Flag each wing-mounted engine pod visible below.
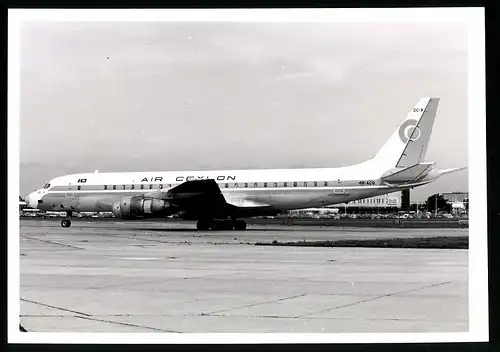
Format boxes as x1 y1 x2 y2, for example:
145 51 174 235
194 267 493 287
112 202 123 218
112 196 173 218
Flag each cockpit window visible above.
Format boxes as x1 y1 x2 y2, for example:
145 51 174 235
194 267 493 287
43 183 51 189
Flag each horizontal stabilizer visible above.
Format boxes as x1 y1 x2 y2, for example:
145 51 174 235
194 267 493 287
382 162 435 183
437 166 468 176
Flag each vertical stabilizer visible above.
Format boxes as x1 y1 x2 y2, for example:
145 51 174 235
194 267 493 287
369 97 440 170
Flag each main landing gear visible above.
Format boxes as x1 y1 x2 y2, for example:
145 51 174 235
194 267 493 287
196 219 247 231
61 211 72 228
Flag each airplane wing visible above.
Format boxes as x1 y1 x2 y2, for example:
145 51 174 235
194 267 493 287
162 179 232 219
162 179 272 218
223 194 270 208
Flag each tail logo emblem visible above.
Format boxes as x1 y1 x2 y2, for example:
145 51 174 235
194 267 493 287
399 119 421 143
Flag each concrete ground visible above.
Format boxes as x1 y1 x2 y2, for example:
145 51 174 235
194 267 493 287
19 220 469 333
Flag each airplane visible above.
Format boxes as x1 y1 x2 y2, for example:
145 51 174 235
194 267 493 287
24 97 466 231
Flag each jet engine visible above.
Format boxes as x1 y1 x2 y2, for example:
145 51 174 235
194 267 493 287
112 196 174 219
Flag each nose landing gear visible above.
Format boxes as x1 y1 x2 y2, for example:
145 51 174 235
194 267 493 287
60 211 72 228
61 219 71 228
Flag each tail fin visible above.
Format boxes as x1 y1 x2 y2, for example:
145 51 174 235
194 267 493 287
369 97 440 169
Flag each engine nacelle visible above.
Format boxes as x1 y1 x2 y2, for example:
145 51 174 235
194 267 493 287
112 196 173 218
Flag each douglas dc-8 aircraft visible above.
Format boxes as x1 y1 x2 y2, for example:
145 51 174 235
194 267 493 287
25 97 466 230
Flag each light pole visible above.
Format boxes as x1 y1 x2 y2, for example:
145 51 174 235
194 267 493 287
435 194 438 216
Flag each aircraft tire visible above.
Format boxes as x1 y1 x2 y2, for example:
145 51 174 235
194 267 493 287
61 219 71 228
196 220 211 231
210 221 220 231
210 220 234 231
233 220 247 230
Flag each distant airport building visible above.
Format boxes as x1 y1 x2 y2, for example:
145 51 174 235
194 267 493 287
442 192 469 214
328 192 402 214
287 192 401 217
442 192 469 203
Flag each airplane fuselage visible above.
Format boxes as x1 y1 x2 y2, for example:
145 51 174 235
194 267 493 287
28 162 432 215
24 97 465 229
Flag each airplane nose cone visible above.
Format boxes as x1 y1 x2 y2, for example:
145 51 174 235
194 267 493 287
26 192 37 209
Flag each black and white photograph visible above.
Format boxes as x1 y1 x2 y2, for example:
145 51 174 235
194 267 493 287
8 8 487 344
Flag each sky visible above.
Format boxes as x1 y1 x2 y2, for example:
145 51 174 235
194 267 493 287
19 20 469 201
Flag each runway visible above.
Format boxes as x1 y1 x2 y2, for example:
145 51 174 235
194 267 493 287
19 219 469 333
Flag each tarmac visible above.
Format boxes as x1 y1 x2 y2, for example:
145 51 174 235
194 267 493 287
19 219 469 333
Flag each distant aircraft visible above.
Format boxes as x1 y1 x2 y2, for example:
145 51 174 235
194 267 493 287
25 97 466 230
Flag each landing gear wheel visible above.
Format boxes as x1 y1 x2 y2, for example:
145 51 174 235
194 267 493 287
222 220 234 230
210 220 220 231
61 219 71 228
209 220 233 231
196 220 211 231
233 220 247 230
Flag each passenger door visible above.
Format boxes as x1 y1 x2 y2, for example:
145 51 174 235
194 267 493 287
63 183 80 210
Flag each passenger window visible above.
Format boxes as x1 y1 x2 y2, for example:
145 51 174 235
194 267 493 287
122 185 126 190
293 182 297 187
254 183 258 188
159 184 163 189
131 184 135 190
104 185 107 190
77 186 81 190
235 183 239 188
274 182 278 187
264 182 267 187
244 183 248 188
113 185 116 190
149 184 153 189
303 182 307 187
324 181 328 186
225 183 228 188
141 185 144 189
284 182 287 187
314 181 318 187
